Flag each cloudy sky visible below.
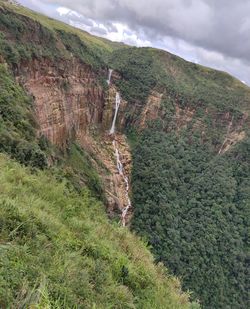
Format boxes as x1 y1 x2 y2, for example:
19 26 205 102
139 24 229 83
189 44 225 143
18 0 249 85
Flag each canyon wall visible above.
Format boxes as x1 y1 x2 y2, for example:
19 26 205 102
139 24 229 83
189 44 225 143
16 58 107 147
14 57 134 223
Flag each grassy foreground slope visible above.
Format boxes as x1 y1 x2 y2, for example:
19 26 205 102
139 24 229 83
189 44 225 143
0 2 249 308
0 154 198 309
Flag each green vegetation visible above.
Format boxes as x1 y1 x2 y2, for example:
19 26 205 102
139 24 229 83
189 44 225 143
0 5 198 308
0 8 60 64
108 45 250 183
0 0 122 53
110 46 249 308
56 30 105 69
0 0 125 67
114 46 250 309
109 47 250 122
155 48 250 112
0 6 107 69
0 154 197 308
109 48 163 103
0 2 249 309
64 143 104 200
0 64 47 168
131 127 249 308
0 63 104 199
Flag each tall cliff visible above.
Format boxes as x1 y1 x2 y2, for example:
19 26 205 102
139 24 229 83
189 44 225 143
0 1 249 308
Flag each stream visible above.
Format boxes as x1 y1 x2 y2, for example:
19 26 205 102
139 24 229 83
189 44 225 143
107 69 131 226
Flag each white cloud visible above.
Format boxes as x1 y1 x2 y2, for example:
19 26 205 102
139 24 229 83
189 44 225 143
18 0 250 85
55 6 152 47
57 7 70 16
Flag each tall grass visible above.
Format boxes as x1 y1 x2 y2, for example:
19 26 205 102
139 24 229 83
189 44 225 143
0 154 197 308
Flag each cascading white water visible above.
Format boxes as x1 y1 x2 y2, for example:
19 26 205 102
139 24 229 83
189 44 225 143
113 140 131 227
109 92 121 135
107 69 113 86
107 68 131 226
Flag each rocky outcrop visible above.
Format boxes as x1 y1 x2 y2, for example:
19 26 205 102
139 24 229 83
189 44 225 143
140 91 163 128
218 112 249 154
16 59 132 222
77 131 132 223
220 131 246 154
16 57 107 147
174 104 195 130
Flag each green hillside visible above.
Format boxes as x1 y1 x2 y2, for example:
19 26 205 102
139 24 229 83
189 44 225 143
109 48 250 308
0 153 199 309
0 1 249 308
0 0 123 53
131 128 249 308
109 47 250 116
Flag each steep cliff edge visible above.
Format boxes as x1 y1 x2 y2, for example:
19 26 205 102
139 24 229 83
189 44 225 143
0 2 249 308
0 2 135 222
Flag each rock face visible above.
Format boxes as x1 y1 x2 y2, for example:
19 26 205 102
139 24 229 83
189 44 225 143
14 56 248 224
140 91 163 128
81 132 132 222
16 59 133 222
218 112 248 154
16 58 108 147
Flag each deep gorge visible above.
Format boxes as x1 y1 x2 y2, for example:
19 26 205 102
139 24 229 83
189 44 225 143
0 1 249 308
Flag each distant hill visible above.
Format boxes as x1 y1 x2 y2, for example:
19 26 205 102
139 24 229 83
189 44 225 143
0 1 249 308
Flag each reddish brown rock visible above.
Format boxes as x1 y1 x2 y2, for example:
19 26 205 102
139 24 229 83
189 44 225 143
16 58 106 147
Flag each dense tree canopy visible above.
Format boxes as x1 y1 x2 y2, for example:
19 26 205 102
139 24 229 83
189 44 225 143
131 128 249 308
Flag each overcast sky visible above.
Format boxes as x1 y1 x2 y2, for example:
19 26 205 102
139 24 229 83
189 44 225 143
18 0 249 85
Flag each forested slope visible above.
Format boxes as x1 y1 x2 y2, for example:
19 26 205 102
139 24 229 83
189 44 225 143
109 47 250 308
131 128 249 308
0 1 249 308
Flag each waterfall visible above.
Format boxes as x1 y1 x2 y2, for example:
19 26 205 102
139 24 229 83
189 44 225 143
107 69 113 85
109 92 121 135
107 69 131 226
113 140 131 227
